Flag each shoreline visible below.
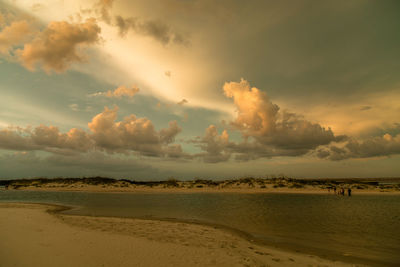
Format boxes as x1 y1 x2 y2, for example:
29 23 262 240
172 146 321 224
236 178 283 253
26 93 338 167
2 177 399 195
0 202 363 267
4 186 400 195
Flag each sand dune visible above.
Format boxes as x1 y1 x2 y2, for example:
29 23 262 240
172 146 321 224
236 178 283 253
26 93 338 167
0 203 361 267
3 177 399 194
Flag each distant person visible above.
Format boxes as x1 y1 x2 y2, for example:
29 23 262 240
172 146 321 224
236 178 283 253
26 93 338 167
333 186 336 194
348 188 352 196
340 188 345 196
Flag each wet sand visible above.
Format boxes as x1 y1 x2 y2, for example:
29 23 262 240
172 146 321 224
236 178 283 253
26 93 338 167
0 203 360 267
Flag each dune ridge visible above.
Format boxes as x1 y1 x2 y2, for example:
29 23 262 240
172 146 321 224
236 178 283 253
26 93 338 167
1 176 399 194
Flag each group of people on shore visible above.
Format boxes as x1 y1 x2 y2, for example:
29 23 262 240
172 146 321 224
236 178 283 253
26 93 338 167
329 186 351 196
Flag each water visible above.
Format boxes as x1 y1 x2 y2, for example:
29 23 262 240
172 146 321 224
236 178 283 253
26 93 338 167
1 190 399 266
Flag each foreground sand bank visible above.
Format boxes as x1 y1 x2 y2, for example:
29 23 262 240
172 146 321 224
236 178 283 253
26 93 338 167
0 203 359 267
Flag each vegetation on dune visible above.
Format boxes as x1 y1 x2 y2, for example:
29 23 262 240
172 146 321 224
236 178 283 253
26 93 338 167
0 176 399 191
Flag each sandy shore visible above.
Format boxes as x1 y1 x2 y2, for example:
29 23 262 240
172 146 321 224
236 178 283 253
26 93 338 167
0 203 361 267
5 183 400 195
3 177 399 195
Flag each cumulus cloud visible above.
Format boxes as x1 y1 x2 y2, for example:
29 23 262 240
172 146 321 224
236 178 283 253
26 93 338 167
193 125 319 163
317 133 400 160
87 107 182 156
0 107 183 158
0 127 37 151
223 79 280 138
160 121 182 144
34 126 92 152
195 79 346 162
88 106 160 155
0 125 92 153
224 79 344 149
0 20 32 55
163 144 187 159
87 106 182 156
16 18 101 73
193 125 231 163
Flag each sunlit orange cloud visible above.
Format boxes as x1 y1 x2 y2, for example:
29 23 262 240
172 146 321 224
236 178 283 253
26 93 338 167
0 20 32 55
0 106 184 157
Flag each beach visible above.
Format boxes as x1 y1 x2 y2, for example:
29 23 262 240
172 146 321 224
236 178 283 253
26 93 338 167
2 177 399 195
0 203 358 267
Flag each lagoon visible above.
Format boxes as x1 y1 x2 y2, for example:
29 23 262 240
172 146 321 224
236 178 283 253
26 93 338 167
1 190 399 266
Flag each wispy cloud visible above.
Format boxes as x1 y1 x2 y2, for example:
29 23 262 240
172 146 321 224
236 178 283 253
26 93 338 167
177 99 188 105
68 104 79 111
94 0 189 46
88 85 139 98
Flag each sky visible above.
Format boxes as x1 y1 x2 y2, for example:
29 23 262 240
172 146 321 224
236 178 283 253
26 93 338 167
0 0 399 180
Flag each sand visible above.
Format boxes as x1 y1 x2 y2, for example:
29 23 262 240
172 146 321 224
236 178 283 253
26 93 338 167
0 203 361 267
6 182 400 195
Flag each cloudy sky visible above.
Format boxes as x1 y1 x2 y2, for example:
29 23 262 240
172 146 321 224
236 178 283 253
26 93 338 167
0 0 399 180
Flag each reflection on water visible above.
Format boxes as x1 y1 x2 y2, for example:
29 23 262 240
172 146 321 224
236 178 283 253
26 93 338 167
1 190 399 266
